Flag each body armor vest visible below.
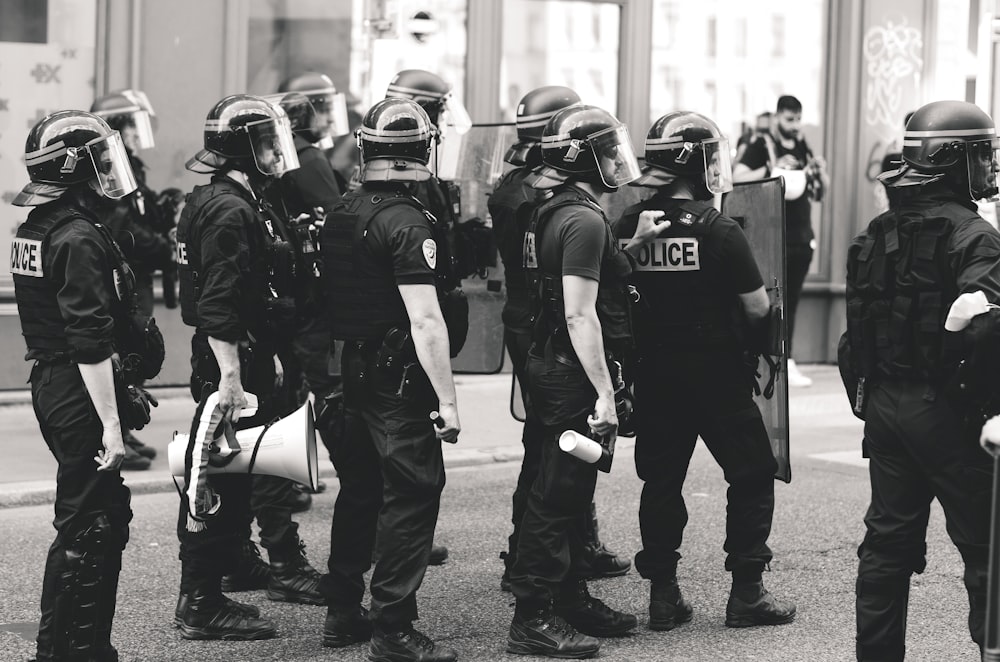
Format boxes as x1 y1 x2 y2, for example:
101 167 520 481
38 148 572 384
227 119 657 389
845 207 966 383
522 187 633 356
489 167 534 297
619 197 738 346
12 201 136 359
176 180 273 336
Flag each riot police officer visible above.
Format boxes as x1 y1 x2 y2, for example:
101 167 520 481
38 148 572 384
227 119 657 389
489 85 630 592
614 111 796 633
91 89 174 469
174 94 315 640
841 100 1000 661
12 110 156 662
319 97 460 662
506 105 642 659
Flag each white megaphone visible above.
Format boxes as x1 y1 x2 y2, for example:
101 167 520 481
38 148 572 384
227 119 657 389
168 392 319 491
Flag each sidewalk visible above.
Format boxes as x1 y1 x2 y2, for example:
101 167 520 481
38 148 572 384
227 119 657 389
0 365 844 508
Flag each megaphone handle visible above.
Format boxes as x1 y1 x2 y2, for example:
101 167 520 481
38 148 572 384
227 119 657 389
430 411 445 429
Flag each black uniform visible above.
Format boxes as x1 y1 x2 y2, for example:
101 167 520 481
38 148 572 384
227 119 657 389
319 182 449 629
614 193 776 581
510 184 633 608
843 186 1000 660
12 191 134 661
176 175 291 589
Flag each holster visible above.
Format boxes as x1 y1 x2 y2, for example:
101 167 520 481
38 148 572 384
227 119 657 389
113 359 158 431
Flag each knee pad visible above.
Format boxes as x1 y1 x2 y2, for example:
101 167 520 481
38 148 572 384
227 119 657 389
859 534 927 575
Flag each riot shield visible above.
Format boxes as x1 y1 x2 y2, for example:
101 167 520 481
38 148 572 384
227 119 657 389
438 123 519 374
721 177 791 483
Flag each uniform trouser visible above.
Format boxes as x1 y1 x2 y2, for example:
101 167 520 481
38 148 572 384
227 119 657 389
179 349 281 585
632 347 776 580
856 381 991 662
510 352 599 609
785 244 813 357
319 341 444 628
32 362 132 660
282 313 341 453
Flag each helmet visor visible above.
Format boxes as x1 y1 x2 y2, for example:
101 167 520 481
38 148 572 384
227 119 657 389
589 125 641 188
966 138 1000 200
129 110 156 150
441 94 472 135
87 131 137 199
248 115 300 176
315 92 350 138
702 138 733 194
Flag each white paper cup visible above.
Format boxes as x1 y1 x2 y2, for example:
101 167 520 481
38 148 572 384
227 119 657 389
559 430 603 464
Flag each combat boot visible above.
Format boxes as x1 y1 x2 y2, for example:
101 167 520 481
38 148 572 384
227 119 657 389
554 580 637 637
221 539 270 592
725 580 796 628
123 430 156 459
323 605 373 648
266 540 326 605
507 606 600 659
174 591 260 627
648 578 693 631
368 624 457 662
429 542 449 565
577 503 630 579
176 586 277 640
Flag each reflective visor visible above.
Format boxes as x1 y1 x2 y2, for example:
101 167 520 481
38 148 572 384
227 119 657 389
589 125 641 188
702 138 733 194
442 94 472 135
130 110 155 150
315 92 350 138
247 115 300 176
87 131 137 199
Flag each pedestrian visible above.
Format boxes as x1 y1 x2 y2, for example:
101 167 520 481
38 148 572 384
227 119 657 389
173 94 315 639
615 111 797 633
505 104 646 659
840 99 1000 661
319 97 461 662
91 89 175 470
12 110 163 661
734 94 828 387
489 85 630 593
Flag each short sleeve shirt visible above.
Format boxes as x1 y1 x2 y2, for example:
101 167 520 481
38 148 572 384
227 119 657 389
365 202 438 286
537 188 612 282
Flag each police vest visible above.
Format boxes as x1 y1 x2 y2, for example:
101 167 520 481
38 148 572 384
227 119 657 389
489 167 534 297
845 207 967 383
522 187 633 355
618 198 739 346
12 201 136 358
176 180 273 335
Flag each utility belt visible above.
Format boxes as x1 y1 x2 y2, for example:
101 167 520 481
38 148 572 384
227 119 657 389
351 326 430 400
190 335 270 402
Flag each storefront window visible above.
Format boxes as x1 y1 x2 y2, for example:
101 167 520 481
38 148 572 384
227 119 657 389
0 0 99 295
499 0 621 121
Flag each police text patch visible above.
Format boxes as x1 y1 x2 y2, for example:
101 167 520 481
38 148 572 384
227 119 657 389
619 237 700 271
10 238 43 277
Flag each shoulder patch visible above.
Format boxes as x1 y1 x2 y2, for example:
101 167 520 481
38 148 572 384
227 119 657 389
10 237 44 278
678 211 696 226
422 238 437 269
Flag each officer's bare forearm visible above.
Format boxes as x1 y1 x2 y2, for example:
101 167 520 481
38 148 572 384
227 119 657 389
410 316 458 406
207 337 241 380
78 357 121 430
565 311 615 400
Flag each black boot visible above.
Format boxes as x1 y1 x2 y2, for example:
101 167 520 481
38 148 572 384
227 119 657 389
176 585 277 640
429 543 449 566
725 580 796 628
221 539 270 592
174 591 260 627
368 624 458 662
123 430 156 460
649 578 693 631
507 605 600 659
322 604 372 648
266 540 326 605
554 580 637 637
577 502 630 580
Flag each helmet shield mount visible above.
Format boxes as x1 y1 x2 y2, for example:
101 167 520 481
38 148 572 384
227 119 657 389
247 114 300 176
88 131 138 199
589 125 641 188
702 137 733 194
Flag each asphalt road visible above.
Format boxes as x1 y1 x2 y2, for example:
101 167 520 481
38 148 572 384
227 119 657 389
0 384 984 662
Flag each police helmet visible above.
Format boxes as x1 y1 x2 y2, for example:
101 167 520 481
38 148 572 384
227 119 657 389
90 89 156 150
186 94 300 177
386 69 471 134
277 72 349 141
525 104 641 191
13 110 137 206
880 100 999 200
357 97 436 183
632 111 733 195
505 86 581 166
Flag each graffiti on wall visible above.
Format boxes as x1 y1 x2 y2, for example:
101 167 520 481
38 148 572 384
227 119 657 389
863 17 922 130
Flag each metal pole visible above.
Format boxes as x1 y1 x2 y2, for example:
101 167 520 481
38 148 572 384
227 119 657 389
984 454 1000 661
